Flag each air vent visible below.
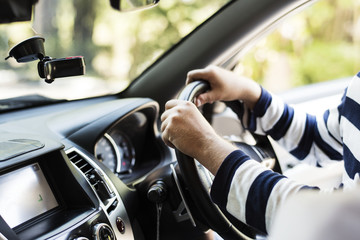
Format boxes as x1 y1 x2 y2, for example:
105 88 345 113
67 150 94 178
67 149 115 203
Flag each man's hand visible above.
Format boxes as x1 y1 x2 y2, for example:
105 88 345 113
161 100 236 175
186 65 261 109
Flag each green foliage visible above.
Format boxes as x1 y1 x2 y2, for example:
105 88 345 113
238 0 360 91
292 41 358 86
0 0 228 86
1 0 359 98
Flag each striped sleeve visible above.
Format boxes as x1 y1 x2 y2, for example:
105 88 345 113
210 73 360 234
246 87 343 165
339 72 360 185
210 150 317 233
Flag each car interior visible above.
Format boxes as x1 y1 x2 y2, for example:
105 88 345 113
0 0 357 239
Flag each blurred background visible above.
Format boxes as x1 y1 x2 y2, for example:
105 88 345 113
0 0 359 99
237 0 360 93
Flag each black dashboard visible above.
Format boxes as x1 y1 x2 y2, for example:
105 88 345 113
0 96 172 240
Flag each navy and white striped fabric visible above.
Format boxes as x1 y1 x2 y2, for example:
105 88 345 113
210 72 360 234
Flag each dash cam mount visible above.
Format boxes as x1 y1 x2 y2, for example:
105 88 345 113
5 36 86 84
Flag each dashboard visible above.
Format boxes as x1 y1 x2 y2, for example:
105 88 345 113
95 130 135 174
94 109 159 182
0 96 172 240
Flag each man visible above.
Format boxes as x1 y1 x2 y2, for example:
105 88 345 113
161 65 359 234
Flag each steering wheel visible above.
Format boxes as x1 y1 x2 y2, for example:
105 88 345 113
175 80 281 239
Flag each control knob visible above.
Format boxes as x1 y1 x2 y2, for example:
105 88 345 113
93 223 115 240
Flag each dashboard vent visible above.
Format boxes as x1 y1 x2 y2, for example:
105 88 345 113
67 150 94 178
67 149 115 203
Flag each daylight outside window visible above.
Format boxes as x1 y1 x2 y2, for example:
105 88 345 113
0 0 228 101
236 0 360 94
0 0 359 102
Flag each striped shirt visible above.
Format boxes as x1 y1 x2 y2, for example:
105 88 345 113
210 72 360 234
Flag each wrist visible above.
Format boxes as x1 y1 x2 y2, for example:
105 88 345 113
195 134 237 175
242 82 261 110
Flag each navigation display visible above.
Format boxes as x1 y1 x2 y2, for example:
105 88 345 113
0 163 59 228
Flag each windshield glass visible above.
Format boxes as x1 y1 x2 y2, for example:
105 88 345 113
0 0 229 101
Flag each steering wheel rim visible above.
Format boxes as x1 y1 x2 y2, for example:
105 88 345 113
175 81 258 240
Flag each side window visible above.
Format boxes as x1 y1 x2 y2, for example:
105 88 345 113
225 0 359 172
234 0 359 94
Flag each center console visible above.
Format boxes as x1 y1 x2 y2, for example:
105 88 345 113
0 142 133 240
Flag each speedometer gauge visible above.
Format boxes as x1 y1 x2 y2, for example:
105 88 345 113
94 133 118 173
111 131 135 173
95 131 135 174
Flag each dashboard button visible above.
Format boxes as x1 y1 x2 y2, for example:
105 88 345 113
116 217 125 234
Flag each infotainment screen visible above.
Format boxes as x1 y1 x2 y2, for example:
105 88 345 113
0 163 59 228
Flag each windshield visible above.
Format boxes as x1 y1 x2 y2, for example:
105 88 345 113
0 0 229 101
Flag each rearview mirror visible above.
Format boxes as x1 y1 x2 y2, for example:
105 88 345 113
110 0 159 11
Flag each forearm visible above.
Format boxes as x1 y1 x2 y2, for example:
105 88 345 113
247 87 343 162
210 150 314 233
193 134 237 175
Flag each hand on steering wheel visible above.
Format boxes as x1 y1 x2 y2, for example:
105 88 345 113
162 80 279 239
161 97 236 175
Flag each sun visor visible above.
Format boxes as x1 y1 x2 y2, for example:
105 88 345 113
0 0 38 23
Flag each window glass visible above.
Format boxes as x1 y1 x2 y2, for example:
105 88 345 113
0 0 229 100
234 0 360 93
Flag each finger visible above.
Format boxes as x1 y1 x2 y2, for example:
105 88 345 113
161 126 175 148
195 92 214 106
161 104 181 123
194 97 202 107
160 114 170 132
160 109 170 122
165 99 182 110
186 68 211 85
161 100 178 122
